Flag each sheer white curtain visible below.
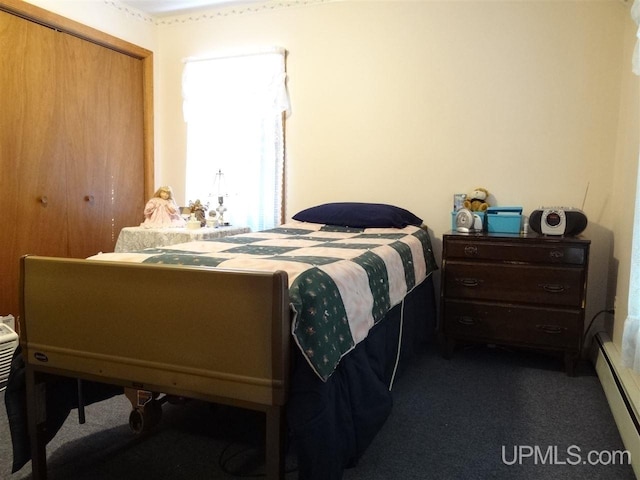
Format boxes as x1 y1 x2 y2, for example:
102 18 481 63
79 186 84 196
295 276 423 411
182 48 290 231
621 1 640 370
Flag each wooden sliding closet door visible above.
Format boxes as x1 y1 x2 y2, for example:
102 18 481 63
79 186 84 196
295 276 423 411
0 11 70 258
59 31 144 257
0 3 151 319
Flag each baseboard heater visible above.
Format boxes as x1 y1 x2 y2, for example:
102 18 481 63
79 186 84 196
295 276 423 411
592 332 640 477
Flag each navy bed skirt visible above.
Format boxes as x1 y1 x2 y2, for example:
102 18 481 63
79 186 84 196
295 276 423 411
287 275 436 479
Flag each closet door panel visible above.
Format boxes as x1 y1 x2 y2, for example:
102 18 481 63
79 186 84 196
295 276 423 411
106 50 146 241
0 11 69 316
60 31 145 257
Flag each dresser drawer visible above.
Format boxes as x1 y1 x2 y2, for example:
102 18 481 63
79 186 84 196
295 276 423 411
445 239 587 266
442 300 582 350
443 261 585 307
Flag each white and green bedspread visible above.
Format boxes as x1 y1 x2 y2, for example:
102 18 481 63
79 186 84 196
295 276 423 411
89 221 438 380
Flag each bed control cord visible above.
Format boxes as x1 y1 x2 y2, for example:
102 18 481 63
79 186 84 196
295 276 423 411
583 308 615 343
388 298 406 391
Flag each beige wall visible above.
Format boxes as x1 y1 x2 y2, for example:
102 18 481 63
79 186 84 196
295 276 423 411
154 0 628 332
27 0 637 353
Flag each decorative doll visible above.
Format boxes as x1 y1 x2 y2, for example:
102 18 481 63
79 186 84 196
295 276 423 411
140 186 186 228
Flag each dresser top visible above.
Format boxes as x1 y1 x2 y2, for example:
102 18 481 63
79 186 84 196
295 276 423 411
443 230 590 245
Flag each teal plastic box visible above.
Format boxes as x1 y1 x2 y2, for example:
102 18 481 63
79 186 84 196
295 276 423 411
486 206 522 233
451 210 486 231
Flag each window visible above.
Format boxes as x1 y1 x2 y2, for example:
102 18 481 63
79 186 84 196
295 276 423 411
621 1 640 370
623 169 640 370
182 48 290 231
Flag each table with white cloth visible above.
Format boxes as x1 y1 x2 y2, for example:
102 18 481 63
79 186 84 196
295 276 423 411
114 225 250 252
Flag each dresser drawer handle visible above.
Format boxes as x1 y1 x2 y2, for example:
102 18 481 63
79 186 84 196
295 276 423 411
540 283 566 293
536 324 567 335
549 250 564 260
464 246 478 257
456 316 479 326
456 277 481 288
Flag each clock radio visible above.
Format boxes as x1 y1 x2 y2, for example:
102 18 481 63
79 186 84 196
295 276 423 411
529 207 587 236
455 208 484 233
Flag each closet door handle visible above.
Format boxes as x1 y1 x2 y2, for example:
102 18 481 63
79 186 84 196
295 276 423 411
84 195 95 203
39 196 48 205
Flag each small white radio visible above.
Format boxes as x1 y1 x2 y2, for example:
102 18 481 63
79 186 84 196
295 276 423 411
455 208 484 233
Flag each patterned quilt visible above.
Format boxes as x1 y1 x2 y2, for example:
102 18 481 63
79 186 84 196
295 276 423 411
89 221 438 381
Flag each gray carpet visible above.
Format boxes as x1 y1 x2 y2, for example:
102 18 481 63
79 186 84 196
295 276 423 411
1 343 635 479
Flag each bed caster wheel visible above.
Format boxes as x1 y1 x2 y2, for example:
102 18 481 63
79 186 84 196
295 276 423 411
129 400 162 434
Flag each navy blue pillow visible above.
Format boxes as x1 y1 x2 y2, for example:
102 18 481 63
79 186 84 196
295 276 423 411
292 202 423 228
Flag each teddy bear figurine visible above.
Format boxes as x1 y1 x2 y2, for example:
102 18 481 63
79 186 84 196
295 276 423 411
463 187 490 212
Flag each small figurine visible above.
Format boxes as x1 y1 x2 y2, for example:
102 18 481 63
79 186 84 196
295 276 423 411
188 199 208 227
141 186 186 228
186 213 202 230
206 210 218 228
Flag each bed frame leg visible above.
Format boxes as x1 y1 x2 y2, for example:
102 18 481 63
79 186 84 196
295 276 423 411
25 368 48 480
265 405 285 480
77 379 86 424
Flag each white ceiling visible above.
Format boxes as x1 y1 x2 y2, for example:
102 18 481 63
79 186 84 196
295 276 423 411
120 0 259 17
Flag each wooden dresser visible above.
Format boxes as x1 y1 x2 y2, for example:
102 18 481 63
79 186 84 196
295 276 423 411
439 231 590 375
